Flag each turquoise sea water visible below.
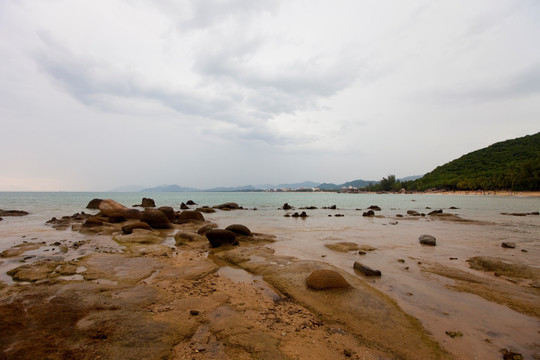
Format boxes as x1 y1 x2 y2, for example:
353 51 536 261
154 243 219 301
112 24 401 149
1 191 540 358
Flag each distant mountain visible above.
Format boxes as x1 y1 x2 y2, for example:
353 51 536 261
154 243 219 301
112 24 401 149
415 132 540 191
317 183 340 190
108 185 145 192
340 179 374 188
205 185 260 192
140 184 200 192
274 181 320 189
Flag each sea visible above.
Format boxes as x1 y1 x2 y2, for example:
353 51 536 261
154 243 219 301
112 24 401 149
1 191 539 359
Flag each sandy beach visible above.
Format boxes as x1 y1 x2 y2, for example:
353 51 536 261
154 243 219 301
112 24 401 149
0 196 539 360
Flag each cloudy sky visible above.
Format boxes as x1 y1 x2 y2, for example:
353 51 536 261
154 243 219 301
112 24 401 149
1 0 539 191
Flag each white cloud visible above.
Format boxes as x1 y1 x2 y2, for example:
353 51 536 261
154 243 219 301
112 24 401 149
0 0 539 190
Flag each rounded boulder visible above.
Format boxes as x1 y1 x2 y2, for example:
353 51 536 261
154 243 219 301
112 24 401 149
205 229 238 248
158 206 175 222
225 224 253 236
176 210 205 223
141 210 172 229
306 269 351 290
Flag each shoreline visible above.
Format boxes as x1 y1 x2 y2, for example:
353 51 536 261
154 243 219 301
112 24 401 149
0 197 539 359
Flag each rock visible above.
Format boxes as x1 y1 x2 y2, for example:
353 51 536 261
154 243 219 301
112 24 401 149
362 210 375 217
205 229 238 248
306 269 351 290
134 198 156 207
368 205 381 211
396 214 403 217
445 331 463 338
213 202 242 210
335 214 344 217
0 209 29 216
389 221 398 225
190 310 200 316
98 199 129 217
500 349 523 360
180 202 189 209
419 234 436 246
82 217 104 228
176 210 205 223
157 206 175 222
123 209 142 220
186 200 197 205
86 198 103 209
225 224 253 236
196 206 216 213
323 205 337 210
291 212 308 218
501 242 516 249
300 206 317 210
197 224 218 235
428 209 443 215
107 212 126 223
530 211 539 215
407 210 421 216
0 217 2 221
122 222 153 234
282 203 293 210
140 210 172 229
353 262 382 276
174 231 205 244
449 206 459 210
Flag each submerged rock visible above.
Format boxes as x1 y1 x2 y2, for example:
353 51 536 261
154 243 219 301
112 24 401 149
306 269 351 290
213 202 242 210
362 210 375 217
419 234 436 246
0 209 29 216
282 203 293 210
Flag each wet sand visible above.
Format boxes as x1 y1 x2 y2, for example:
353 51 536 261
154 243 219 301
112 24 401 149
0 201 539 359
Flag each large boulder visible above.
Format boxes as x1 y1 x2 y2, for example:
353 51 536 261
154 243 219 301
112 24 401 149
98 199 129 217
306 269 351 290
140 210 172 229
107 212 126 223
86 198 103 209
176 210 205 223
205 229 238 248
158 206 175 222
122 222 153 234
225 224 253 236
124 209 142 220
419 234 436 246
197 224 218 235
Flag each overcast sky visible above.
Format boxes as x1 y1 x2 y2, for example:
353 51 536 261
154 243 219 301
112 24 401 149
1 0 539 191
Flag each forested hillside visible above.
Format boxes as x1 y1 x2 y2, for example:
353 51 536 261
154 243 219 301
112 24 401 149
414 132 540 191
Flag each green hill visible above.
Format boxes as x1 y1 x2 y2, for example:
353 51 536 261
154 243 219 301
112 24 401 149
414 132 540 191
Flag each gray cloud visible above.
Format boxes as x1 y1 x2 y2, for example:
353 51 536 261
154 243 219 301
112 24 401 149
429 64 540 104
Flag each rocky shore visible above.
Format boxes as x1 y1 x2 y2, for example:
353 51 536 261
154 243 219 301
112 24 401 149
0 198 538 359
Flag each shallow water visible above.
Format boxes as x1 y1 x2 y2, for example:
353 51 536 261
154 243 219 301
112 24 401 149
1 191 539 359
